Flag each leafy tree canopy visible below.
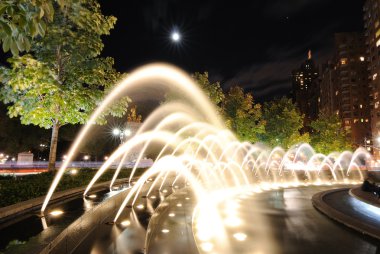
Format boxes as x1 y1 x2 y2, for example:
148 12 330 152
261 97 309 148
222 86 265 143
310 112 352 154
0 0 128 169
0 0 125 129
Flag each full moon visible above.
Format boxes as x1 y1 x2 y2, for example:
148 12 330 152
171 32 180 42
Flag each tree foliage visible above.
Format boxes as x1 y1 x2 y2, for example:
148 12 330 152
127 105 142 123
191 72 225 106
222 86 265 143
309 113 352 154
261 97 309 148
0 0 128 169
0 0 61 55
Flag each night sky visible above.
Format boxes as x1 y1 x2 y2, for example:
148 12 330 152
98 0 365 101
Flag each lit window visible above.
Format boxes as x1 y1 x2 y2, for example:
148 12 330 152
360 56 365 61
335 91 339 96
376 101 380 109
360 104 363 109
354 119 359 123
377 38 380 47
374 73 378 80
361 119 364 123
366 119 369 123
340 58 348 65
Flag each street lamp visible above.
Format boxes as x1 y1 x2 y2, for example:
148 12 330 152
113 128 132 144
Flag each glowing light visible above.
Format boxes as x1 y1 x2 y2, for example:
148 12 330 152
121 220 131 226
112 128 121 136
162 189 168 193
233 232 247 241
176 203 182 207
124 129 132 137
168 213 175 217
136 204 144 210
224 216 242 227
88 194 97 198
200 242 214 252
360 56 365 61
83 155 89 160
70 169 78 175
150 195 157 199
171 32 180 42
50 210 64 216
161 229 170 233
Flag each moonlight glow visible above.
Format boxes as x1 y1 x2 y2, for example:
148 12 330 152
171 32 180 42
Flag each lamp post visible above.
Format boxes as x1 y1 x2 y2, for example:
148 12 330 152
113 128 132 144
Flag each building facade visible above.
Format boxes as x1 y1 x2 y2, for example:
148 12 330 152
292 51 319 125
364 0 380 157
319 33 371 148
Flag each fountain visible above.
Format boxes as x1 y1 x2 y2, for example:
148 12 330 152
40 63 370 253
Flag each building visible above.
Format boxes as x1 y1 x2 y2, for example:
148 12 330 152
292 51 319 125
319 61 338 116
319 32 371 148
364 0 380 157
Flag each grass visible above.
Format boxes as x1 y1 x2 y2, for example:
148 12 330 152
0 168 145 208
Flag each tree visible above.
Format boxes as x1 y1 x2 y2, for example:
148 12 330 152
0 0 58 55
191 72 225 106
0 1 129 170
127 105 142 123
164 72 225 109
222 86 265 143
261 97 309 148
310 113 352 154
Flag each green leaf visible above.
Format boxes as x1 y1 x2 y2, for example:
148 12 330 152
2 36 11 52
10 40 19 55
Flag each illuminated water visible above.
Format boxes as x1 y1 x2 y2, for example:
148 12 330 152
40 64 370 252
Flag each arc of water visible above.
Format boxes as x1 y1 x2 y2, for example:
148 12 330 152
83 131 175 197
41 63 224 212
113 156 206 222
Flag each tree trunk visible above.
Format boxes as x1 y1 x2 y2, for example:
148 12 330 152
48 122 60 171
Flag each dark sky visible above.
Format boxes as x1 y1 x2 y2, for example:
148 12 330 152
98 0 364 101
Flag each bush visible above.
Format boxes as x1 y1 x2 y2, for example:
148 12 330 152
0 168 145 207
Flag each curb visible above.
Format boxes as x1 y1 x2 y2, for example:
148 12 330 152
312 187 380 240
349 187 380 209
